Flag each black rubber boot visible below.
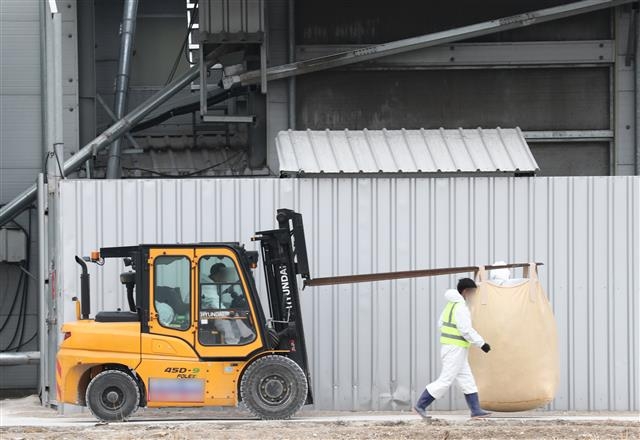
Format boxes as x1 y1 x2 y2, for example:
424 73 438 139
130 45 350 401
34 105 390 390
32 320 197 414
464 392 491 418
413 389 435 419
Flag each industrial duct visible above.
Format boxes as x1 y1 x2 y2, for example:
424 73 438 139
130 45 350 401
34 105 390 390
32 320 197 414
106 0 139 179
0 351 40 366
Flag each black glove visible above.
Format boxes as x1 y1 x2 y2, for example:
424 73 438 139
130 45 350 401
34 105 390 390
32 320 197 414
481 343 491 353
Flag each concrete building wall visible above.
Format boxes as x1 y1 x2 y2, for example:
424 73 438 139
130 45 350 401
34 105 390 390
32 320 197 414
57 176 639 411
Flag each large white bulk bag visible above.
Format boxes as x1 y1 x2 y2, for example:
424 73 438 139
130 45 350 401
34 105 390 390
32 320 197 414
468 264 559 411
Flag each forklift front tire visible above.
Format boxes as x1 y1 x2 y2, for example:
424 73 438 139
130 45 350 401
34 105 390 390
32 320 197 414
86 369 140 422
240 355 308 420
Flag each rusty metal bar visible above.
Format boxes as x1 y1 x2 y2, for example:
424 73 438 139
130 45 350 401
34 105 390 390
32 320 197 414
304 262 543 287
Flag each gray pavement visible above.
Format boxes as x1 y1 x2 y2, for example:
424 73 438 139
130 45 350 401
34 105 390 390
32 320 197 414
2 396 638 428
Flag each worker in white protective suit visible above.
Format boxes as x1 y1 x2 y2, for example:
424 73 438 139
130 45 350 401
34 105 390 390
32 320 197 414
414 278 492 419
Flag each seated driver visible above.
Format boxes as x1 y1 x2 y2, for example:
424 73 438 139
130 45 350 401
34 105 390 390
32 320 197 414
202 262 255 344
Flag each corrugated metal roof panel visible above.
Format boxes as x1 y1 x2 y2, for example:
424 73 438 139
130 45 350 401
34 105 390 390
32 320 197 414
275 128 539 175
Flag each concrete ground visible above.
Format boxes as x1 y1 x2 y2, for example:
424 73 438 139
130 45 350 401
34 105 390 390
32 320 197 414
1 396 638 439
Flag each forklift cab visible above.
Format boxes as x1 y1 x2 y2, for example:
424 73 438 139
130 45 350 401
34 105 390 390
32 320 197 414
57 210 312 422
95 244 267 358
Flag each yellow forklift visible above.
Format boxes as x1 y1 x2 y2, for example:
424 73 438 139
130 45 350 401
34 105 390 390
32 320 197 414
57 209 314 421
57 209 539 421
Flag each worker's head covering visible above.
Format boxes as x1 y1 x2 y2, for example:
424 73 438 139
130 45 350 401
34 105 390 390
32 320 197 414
457 278 477 294
209 263 227 281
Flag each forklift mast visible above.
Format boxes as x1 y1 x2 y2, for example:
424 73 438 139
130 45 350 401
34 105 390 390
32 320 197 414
252 209 312 385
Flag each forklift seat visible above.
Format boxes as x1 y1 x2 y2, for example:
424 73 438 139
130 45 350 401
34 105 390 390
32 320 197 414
155 286 189 315
95 311 139 322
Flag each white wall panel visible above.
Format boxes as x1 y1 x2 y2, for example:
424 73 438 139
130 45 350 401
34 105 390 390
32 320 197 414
57 176 639 411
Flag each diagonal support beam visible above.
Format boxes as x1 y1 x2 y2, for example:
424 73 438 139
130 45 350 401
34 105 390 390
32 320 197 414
0 45 236 227
224 0 636 87
96 93 142 150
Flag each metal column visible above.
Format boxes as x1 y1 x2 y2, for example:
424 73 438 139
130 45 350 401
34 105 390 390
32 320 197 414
43 0 64 183
47 9 63 395
635 4 640 175
614 5 638 175
106 0 139 179
287 0 295 129
37 174 48 403
39 0 64 405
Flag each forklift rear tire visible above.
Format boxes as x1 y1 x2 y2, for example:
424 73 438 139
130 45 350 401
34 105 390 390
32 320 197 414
240 355 308 420
86 369 140 422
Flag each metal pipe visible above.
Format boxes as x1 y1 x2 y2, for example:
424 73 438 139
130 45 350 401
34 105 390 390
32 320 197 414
106 0 139 179
0 352 41 366
227 0 636 87
37 173 48 403
287 0 295 129
52 5 64 179
0 46 233 227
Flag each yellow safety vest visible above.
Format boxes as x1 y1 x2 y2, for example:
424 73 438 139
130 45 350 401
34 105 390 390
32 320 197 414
440 302 470 348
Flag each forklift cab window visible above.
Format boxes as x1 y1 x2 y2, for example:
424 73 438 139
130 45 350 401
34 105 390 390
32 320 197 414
198 256 255 346
153 256 191 330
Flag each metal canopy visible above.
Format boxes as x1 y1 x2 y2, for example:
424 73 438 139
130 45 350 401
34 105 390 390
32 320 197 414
275 128 539 176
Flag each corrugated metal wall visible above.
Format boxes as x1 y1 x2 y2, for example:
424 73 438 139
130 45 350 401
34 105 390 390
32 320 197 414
0 0 42 391
57 176 639 411
0 0 42 202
